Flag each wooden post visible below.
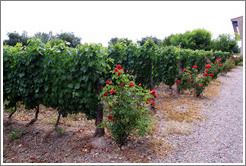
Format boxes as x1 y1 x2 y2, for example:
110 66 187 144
94 80 105 137
55 112 61 129
177 57 182 94
202 57 207 71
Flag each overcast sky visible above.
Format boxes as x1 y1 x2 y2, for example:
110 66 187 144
1 1 245 46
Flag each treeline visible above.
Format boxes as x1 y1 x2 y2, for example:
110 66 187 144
3 31 81 48
3 28 240 54
162 29 240 54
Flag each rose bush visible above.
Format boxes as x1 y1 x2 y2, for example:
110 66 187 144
99 65 155 147
176 65 212 97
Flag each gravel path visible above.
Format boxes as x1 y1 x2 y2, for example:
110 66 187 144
157 66 244 163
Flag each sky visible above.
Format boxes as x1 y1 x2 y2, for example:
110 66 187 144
1 1 245 47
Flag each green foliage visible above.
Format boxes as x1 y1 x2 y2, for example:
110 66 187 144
3 39 109 121
3 31 28 46
3 43 25 109
56 32 81 47
222 57 235 74
234 55 243 65
137 36 162 46
176 65 212 97
238 62 243 66
33 31 53 44
55 127 64 135
165 29 212 50
210 34 239 54
154 46 179 86
108 37 133 46
47 38 66 47
9 129 23 140
100 65 154 147
135 40 158 88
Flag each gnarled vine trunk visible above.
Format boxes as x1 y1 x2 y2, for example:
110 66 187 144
26 105 39 127
94 80 105 137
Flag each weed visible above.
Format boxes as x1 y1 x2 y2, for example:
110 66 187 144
8 129 23 140
55 127 63 135
50 117 57 123
238 62 243 66
5 107 15 114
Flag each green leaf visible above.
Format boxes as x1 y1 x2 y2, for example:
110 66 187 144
75 83 80 89
19 73 25 78
68 83 73 89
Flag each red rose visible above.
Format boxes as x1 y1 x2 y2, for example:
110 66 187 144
129 82 134 87
106 80 109 84
154 95 157 98
219 59 222 61
121 83 125 86
191 71 193 74
108 115 113 119
194 83 197 86
219 64 222 67
109 81 112 85
205 69 208 72
139 83 141 86
109 109 112 112
151 90 156 95
199 84 202 86
150 100 155 105
216 58 219 60
193 65 197 69
104 92 108 96
146 99 151 104
183 69 187 72
110 89 115 95
115 68 118 73
209 73 214 76
176 80 180 84
204 73 208 76
187 79 190 82
116 65 122 69
117 71 121 76
205 64 211 69
214 61 217 65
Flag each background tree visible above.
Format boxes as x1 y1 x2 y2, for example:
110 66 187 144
210 34 239 54
162 34 174 46
137 36 162 46
33 31 54 44
162 29 212 50
108 37 133 46
4 31 28 46
56 32 81 47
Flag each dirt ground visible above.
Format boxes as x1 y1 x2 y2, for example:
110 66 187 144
3 77 222 163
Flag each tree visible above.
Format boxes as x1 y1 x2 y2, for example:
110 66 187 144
4 31 28 46
210 34 239 54
33 31 54 44
108 37 133 46
163 29 212 50
56 32 81 47
137 36 162 46
163 34 174 46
